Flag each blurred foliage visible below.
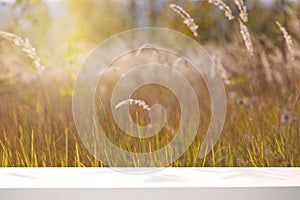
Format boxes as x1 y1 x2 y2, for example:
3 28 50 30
66 0 128 42
8 0 50 44
1 0 299 45
63 0 300 44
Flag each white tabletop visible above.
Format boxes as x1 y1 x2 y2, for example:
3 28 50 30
0 168 300 188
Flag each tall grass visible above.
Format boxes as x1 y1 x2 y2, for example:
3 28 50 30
0 2 300 167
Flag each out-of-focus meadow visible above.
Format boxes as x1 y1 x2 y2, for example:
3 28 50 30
0 0 300 167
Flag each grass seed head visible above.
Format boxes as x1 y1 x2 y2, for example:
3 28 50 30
0 30 44 72
169 4 199 37
276 21 295 61
207 0 235 20
115 99 151 111
239 19 254 56
234 0 248 23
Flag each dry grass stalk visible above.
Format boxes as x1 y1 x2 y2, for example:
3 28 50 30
211 54 231 85
239 19 254 56
234 0 248 22
0 30 44 72
207 0 234 20
276 21 295 61
115 99 151 111
169 4 199 37
260 51 273 83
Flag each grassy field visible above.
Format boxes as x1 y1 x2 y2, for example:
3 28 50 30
0 0 300 167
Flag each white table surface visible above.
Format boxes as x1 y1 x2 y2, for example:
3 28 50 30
0 168 300 188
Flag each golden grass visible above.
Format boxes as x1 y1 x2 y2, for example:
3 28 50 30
0 3 300 167
0 45 299 167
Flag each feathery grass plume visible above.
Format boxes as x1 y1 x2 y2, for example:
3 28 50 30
234 0 248 22
276 21 295 61
211 54 231 85
0 30 44 72
115 99 151 111
260 51 273 83
207 0 234 20
169 4 199 37
239 19 254 56
135 43 158 57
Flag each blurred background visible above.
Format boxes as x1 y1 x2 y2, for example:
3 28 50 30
0 0 299 81
0 0 299 78
0 0 300 167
